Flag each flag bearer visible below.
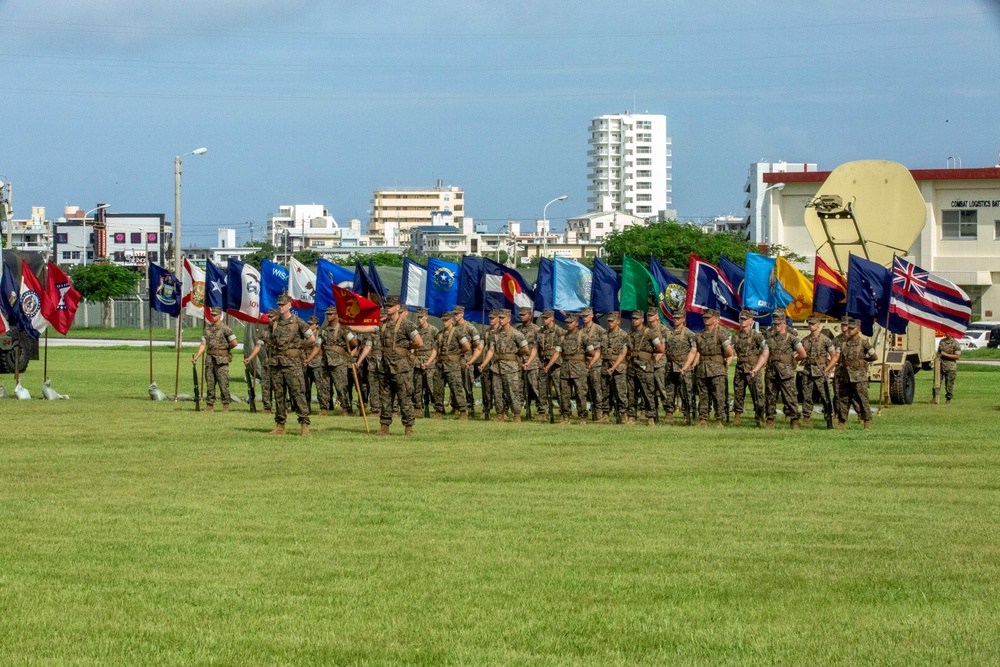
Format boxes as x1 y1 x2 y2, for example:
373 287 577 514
192 307 237 412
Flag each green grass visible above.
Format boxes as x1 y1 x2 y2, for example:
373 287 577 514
960 347 1000 359
54 325 241 342
2 348 999 665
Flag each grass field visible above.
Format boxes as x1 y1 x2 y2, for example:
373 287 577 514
2 348 999 665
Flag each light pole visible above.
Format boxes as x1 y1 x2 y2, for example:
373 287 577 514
754 183 784 245
496 224 508 263
246 220 255 245
81 204 109 266
541 195 568 259
173 147 207 274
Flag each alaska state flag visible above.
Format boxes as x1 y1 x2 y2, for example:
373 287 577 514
426 257 460 317
591 258 620 315
148 262 182 318
225 258 265 323
685 255 740 331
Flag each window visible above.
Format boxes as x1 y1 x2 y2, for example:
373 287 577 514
56 233 68 244
636 206 652 213
131 232 142 244
71 251 81 260
114 232 126 244
637 182 652 190
147 232 158 243
995 220 1000 239
637 133 652 142
595 222 604 229
942 209 977 239
637 146 651 154
62 251 71 259
637 193 652 202
636 120 652 130
114 251 125 261
87 251 93 260
637 158 651 166
637 170 652 178
149 251 158 262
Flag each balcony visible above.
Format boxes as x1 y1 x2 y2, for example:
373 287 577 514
587 148 608 157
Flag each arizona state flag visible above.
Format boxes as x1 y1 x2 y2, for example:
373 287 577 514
332 284 380 326
813 255 847 319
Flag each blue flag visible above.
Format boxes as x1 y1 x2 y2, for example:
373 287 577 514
533 258 554 313
148 262 182 317
353 262 383 307
315 258 355 317
204 260 227 319
846 254 907 336
721 253 772 326
591 258 620 315
426 257 461 317
367 259 389 303
649 256 690 326
553 256 591 312
481 257 534 317
457 256 487 323
260 259 288 314
686 255 740 331
0 262 35 336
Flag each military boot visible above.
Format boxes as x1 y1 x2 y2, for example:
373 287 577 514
495 414 506 423
319 409 328 417
263 408 272 415
863 421 872 430
578 417 587 426
764 421 775 430
598 412 610 425
432 412 443 420
404 426 414 436
536 413 547 423
267 424 286 436
802 418 812 428
733 413 741 426
223 404 230 413
459 412 468 421
300 424 310 437
205 404 214 413
664 415 674 425
835 421 846 431
376 425 390 436
647 418 655 426
512 414 521 423
716 419 724 429
791 420 800 431
696 419 708 428
624 417 636 426
561 415 570 425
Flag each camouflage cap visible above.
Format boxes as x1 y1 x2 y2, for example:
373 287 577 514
209 307 223 316
703 308 720 319
806 314 821 324
579 307 593 316
452 305 466 313
541 309 555 318
847 317 861 328
442 311 454 321
647 307 660 318
489 309 504 319
276 294 291 306
772 308 786 319
840 315 852 325
631 310 645 319
518 308 533 318
607 311 621 321
325 305 337 315
415 307 428 316
307 315 319 324
673 308 687 319
499 309 512 319
739 309 754 321
384 295 400 307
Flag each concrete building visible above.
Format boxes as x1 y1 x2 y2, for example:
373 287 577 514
744 161 818 244
587 112 672 219
8 206 53 258
53 207 170 268
182 228 258 266
267 204 346 254
369 182 465 244
565 205 647 244
764 166 1000 321
702 214 745 235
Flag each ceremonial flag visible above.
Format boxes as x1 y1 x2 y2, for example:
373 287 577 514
813 255 848 319
368 259 389 304
649 256 689 325
552 256 591 312
315 258 356 315
774 256 814 320
685 255 740 330
846 254 907 336
532 257 554 313
889 256 971 338
0 262 7 336
260 258 289 313
426 257 460 317
620 255 656 312
204 259 227 319
0 262 33 336
457 256 486 323
742 252 790 315
332 285 380 327
182 257 206 319
147 262 181 319
43 261 82 334
225 258 265 323
718 255 745 304
19 259 47 337
483 257 533 317
289 257 317 314
591 258 620 315
400 257 427 311
353 262 383 307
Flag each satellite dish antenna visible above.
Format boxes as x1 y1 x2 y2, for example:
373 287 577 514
804 160 926 272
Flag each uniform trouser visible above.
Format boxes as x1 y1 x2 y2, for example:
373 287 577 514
628 366 657 419
305 364 325 408
481 368 494 416
801 373 832 420
559 374 589 418
663 369 693 419
587 365 604 417
653 365 669 410
413 364 435 414
205 358 230 406
259 364 272 409
378 366 415 427
600 368 628 417
836 378 871 424
732 369 764 422
364 359 382 412
457 364 475 412
493 369 524 416
271 363 310 425
766 371 800 422
434 365 467 414
942 365 957 400
323 362 352 412
697 374 727 421
542 366 561 415
522 368 545 414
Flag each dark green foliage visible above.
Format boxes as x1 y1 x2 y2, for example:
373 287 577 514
602 220 758 267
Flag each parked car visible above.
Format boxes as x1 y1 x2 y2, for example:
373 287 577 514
960 329 991 349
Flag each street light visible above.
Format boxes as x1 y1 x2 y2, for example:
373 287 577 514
754 183 784 245
496 224 509 263
173 147 207 274
81 203 110 266
541 195 568 259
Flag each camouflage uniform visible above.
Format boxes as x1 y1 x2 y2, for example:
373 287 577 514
938 335 961 401
559 327 591 419
580 319 606 418
480 326 496 418
490 326 529 417
599 325 630 419
517 318 545 416
629 323 661 421
647 316 670 412
304 318 326 410
800 331 836 422
695 327 732 422
202 320 237 407
269 315 314 427
319 319 355 413
765 328 804 424
251 326 276 411
413 321 439 415
836 334 875 426
378 315 419 428
732 327 767 424
434 323 469 415
455 318 481 413
663 324 697 421
538 321 564 416
358 331 382 414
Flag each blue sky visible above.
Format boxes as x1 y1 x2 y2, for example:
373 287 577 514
2 0 999 247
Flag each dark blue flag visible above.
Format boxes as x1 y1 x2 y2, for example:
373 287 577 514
533 257 553 313
591 258 620 315
314 258 354 321
0 263 35 336
686 255 741 331
353 262 383 307
426 257 460 317
148 262 182 317
846 254 907 336
456 255 487 324
367 259 389 304
204 259 227 319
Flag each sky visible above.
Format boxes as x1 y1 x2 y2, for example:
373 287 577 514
2 0 1000 247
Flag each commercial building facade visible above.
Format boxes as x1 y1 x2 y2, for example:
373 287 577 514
369 182 464 244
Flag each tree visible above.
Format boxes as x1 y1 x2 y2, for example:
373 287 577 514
71 263 142 327
242 241 276 270
601 220 757 268
293 249 323 265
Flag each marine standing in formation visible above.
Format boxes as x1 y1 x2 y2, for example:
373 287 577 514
764 309 807 430
538 310 564 420
371 296 423 436
303 315 327 414
598 311 629 423
315 305 357 415
830 317 876 430
191 307 238 412
580 307 605 422
413 307 438 417
478 309 531 422
267 294 315 436
627 310 664 426
799 314 838 428
558 315 591 424
433 311 470 419
731 309 769 427
662 308 697 425
694 308 734 428
516 308 546 421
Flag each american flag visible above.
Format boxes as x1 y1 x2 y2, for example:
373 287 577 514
889 256 970 338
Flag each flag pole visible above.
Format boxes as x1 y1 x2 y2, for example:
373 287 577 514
877 254 896 413
43 328 48 381
343 327 369 433
146 240 153 384
174 258 183 401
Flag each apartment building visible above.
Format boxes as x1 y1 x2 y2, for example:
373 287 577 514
368 181 464 244
587 112 672 219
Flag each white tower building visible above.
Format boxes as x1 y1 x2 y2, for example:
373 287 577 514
587 112 672 219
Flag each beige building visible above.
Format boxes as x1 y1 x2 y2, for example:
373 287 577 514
369 181 464 244
764 166 1000 320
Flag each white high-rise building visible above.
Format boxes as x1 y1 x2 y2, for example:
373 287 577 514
744 161 818 244
587 112 672 219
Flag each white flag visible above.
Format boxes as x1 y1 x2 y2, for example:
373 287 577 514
288 257 316 309
182 257 205 319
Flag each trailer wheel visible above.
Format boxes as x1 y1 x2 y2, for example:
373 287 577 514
889 361 915 405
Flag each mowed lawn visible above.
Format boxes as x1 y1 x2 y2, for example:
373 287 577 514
1 348 999 665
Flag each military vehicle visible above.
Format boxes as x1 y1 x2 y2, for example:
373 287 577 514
803 160 932 405
1 249 42 374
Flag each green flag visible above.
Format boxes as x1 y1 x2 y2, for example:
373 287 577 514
620 256 657 311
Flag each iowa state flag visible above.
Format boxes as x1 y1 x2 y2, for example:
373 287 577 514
225 259 266 323
332 284 380 326
813 255 848 319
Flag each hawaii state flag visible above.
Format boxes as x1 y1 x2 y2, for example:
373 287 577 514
889 256 971 338
225 258 266 323
332 284 380 326
42 261 82 334
813 255 848 319
19 259 47 337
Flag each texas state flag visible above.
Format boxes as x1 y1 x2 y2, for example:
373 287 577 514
225 258 266 323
